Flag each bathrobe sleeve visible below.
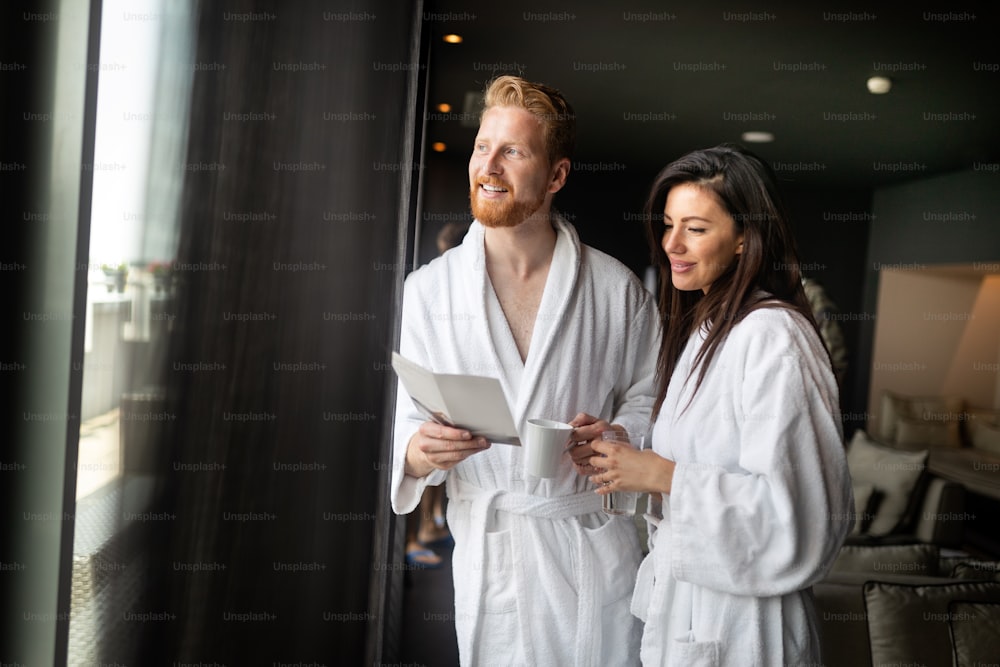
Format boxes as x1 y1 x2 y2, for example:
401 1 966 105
610 279 660 438
668 309 853 597
389 269 448 515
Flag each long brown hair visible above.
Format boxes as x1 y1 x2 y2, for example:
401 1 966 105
644 143 823 418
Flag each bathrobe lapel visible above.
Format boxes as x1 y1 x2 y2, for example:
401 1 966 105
467 216 580 485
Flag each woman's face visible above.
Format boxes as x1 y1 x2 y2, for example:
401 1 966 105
660 184 744 294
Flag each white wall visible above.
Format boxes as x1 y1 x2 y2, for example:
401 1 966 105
869 268 1000 426
942 274 1000 409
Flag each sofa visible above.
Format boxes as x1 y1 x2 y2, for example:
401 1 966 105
812 390 1000 666
815 544 1000 666
844 389 1000 546
875 390 1000 504
845 428 968 548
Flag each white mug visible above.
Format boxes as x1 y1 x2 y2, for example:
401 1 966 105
524 418 573 478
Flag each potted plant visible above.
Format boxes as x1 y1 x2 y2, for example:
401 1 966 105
148 261 173 294
101 262 128 293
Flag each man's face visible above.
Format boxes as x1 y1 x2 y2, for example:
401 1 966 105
468 106 558 228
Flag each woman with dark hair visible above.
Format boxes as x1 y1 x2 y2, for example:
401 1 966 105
589 144 853 666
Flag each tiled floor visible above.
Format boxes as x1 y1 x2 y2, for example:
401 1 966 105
69 410 155 666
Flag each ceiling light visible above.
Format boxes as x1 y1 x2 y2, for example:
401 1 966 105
442 34 462 44
741 131 774 143
437 103 452 113
866 76 892 94
432 142 447 152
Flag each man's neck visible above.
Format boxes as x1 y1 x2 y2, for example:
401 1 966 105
483 211 558 279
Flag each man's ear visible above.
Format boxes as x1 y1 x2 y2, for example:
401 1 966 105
547 157 571 194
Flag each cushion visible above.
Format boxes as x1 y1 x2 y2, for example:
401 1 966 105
831 543 939 576
895 415 958 449
966 408 1000 443
878 391 905 443
847 430 928 536
951 560 1000 581
948 600 1000 667
970 416 1000 456
813 577 875 667
863 580 1000 667
878 390 964 446
940 555 969 576
849 482 881 535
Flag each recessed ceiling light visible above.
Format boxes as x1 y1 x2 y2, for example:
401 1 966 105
866 76 892 94
437 103 452 113
432 142 447 152
741 131 774 143
443 34 463 44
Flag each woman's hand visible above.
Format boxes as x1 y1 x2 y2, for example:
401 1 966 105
588 437 676 495
566 413 624 476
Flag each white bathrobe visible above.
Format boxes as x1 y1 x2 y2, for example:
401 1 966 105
632 306 853 667
391 217 659 666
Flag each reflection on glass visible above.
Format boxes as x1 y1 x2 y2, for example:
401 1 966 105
68 0 193 663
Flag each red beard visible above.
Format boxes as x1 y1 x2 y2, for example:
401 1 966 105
469 178 545 228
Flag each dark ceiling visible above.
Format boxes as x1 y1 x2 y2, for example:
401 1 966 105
422 0 1000 189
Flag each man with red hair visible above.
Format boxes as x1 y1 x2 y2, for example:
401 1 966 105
392 76 657 665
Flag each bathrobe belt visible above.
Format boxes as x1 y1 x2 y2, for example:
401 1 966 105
450 477 605 667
